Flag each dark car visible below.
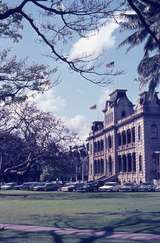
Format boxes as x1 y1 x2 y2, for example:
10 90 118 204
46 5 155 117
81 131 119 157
44 183 60 191
14 184 24 190
32 183 47 191
119 183 138 192
76 182 100 192
21 182 40 190
33 182 60 191
138 182 156 192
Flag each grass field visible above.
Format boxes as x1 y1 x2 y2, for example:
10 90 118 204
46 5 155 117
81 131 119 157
0 190 160 242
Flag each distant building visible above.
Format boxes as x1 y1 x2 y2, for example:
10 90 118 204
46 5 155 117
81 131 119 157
87 89 160 184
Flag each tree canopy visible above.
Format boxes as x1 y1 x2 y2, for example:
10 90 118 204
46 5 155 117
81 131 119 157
0 102 79 182
0 0 159 98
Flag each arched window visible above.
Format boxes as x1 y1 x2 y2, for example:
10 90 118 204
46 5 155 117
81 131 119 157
121 110 126 119
100 159 104 174
139 155 142 172
106 159 108 173
122 131 126 145
132 152 136 172
94 160 97 175
118 155 122 172
90 164 92 175
132 127 135 143
108 156 112 174
94 142 97 153
105 137 108 149
90 144 92 154
138 125 141 140
100 139 104 151
151 124 158 138
127 153 132 172
108 135 112 148
127 129 131 144
122 155 127 172
97 141 100 152
117 133 121 146
98 160 101 174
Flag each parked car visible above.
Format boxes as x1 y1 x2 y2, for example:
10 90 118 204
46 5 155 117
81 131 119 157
44 182 60 191
21 182 40 190
33 182 60 191
32 183 47 191
99 182 120 192
155 186 160 192
1 182 17 190
138 182 156 192
60 183 76 192
119 183 138 192
76 182 99 192
14 184 24 190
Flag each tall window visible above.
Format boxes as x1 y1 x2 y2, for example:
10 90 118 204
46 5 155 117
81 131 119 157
106 159 108 173
108 135 112 148
90 164 92 175
94 160 97 175
97 160 100 174
151 124 158 138
118 156 122 172
94 142 97 153
100 139 104 151
138 125 141 140
97 141 100 152
132 127 135 143
105 137 108 149
127 129 131 144
132 152 136 172
127 153 132 172
109 156 112 174
122 155 127 172
139 155 142 172
117 133 121 146
90 144 92 154
122 131 126 145
101 159 104 174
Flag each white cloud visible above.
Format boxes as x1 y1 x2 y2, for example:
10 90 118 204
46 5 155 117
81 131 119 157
69 20 119 61
98 87 112 110
63 115 90 142
31 89 66 114
28 90 90 141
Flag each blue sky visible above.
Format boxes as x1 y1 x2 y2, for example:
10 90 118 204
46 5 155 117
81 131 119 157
1 3 149 141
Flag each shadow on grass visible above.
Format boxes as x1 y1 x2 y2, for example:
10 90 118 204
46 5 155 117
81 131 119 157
0 191 159 201
1 213 159 243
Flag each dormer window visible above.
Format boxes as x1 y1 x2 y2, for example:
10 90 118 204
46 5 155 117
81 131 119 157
121 110 126 119
151 124 158 139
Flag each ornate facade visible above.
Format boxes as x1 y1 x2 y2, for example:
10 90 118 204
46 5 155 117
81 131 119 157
87 89 160 184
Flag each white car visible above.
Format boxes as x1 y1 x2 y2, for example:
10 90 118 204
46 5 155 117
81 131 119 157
60 184 76 192
1 182 17 190
99 182 120 192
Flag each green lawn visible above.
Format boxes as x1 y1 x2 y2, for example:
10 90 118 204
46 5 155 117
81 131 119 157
0 190 160 242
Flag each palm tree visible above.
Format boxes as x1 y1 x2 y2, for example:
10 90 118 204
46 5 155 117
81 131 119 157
119 0 160 98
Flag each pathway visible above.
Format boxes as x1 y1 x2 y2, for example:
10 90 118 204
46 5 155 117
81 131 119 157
0 223 160 241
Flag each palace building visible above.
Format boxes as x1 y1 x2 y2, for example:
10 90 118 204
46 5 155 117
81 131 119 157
87 89 160 184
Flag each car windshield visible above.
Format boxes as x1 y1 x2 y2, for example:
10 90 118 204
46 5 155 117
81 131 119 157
141 182 153 186
124 183 134 186
36 183 46 186
104 182 117 186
